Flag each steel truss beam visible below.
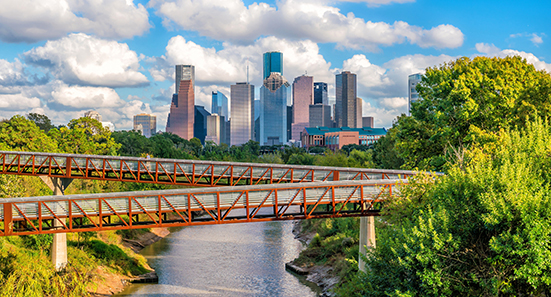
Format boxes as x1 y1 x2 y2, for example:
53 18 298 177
0 151 415 187
0 180 403 236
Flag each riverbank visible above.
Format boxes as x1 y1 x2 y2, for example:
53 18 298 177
287 218 360 297
87 228 171 296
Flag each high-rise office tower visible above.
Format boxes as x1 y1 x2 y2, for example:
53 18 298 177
206 114 221 144
408 73 422 114
362 116 374 128
194 106 211 144
291 75 313 141
309 104 331 127
133 113 157 138
356 97 363 128
211 91 229 119
230 82 254 146
260 72 290 145
167 65 195 139
314 82 328 105
263 51 283 80
175 65 195 93
335 71 358 128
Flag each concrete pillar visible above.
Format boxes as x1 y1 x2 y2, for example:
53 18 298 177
40 177 72 271
358 215 376 272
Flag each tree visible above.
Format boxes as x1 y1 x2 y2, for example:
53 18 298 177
392 56 551 171
360 119 551 296
0 115 58 152
26 113 55 133
49 117 120 155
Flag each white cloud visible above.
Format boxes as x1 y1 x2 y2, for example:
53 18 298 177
0 0 150 43
0 59 31 94
150 0 463 50
530 33 543 46
50 83 126 109
475 43 551 73
24 33 149 88
380 97 408 109
0 94 41 111
150 35 333 90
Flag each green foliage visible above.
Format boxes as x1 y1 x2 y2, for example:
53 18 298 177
0 115 58 152
21 234 53 252
49 117 121 155
82 239 148 276
26 113 55 133
358 118 551 296
383 56 551 171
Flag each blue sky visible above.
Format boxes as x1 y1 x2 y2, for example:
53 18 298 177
0 0 549 130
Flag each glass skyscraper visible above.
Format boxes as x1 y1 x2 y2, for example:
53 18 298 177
260 72 290 145
408 73 422 115
314 82 328 105
167 65 195 139
263 51 283 80
230 82 255 146
335 71 358 128
211 91 229 119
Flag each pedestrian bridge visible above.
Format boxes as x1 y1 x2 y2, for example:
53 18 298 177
0 150 421 237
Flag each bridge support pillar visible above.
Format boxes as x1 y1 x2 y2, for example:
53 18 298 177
358 216 376 273
40 177 72 271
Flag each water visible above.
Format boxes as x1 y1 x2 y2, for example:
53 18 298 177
117 220 321 296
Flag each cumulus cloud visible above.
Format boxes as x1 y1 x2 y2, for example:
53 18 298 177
341 53 456 99
0 0 150 43
150 0 463 50
24 33 149 88
530 33 544 46
149 35 333 90
0 94 41 111
50 83 126 109
475 43 551 73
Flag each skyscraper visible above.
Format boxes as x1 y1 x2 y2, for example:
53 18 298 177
231 82 254 146
194 105 211 144
335 71 358 128
408 73 422 114
167 65 195 139
175 65 195 93
263 51 283 80
356 97 363 128
291 75 313 141
309 104 331 127
260 72 290 145
133 113 157 138
314 82 328 105
211 91 229 119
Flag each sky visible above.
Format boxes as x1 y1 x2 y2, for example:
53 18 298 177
0 0 549 130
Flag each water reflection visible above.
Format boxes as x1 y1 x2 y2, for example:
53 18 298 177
117 221 320 297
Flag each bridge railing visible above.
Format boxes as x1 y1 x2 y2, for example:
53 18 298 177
0 150 418 186
0 179 403 236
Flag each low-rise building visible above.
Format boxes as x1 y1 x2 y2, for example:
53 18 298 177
301 126 387 151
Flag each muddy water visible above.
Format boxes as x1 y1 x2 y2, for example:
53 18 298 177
117 220 321 296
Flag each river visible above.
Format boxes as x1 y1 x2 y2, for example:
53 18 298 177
117 220 321 296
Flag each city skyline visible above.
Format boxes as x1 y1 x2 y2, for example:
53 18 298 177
0 0 549 130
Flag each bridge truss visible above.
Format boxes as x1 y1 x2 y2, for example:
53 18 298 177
0 151 418 236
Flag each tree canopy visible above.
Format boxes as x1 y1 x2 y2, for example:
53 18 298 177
390 56 551 170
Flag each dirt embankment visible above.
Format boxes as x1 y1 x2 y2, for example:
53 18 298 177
88 228 171 296
286 222 340 297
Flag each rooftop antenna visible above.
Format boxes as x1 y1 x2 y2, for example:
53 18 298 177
246 58 249 84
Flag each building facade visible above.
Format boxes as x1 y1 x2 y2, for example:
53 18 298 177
263 51 283 80
211 91 229 120
230 82 254 146
194 106 211 144
309 104 332 127
408 73 422 114
291 75 313 142
314 82 328 105
84 110 102 122
260 72 289 145
133 113 157 138
362 116 374 128
356 97 363 128
335 71 358 128
302 127 387 151
206 114 221 144
167 65 195 139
